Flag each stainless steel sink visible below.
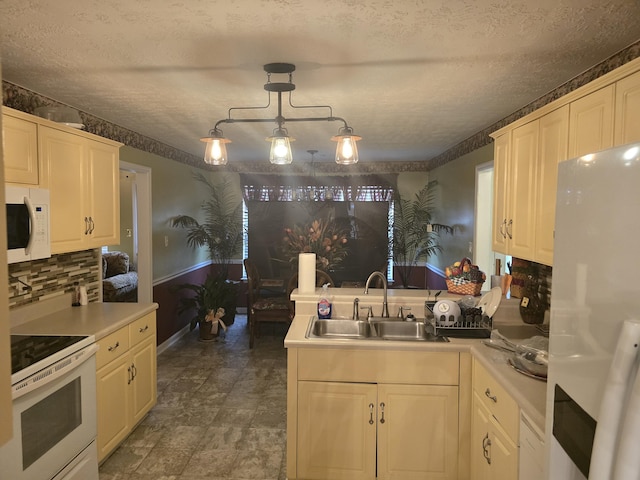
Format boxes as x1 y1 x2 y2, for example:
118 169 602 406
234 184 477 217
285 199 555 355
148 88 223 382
306 317 449 342
373 320 431 341
309 319 372 339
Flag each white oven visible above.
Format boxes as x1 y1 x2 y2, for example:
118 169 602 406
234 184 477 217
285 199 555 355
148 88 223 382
0 336 99 480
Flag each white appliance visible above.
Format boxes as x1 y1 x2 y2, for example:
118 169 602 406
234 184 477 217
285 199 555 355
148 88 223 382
5 185 51 264
545 142 640 479
0 334 99 480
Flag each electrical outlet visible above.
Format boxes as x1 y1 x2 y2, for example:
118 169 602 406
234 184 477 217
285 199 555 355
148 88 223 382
126 228 132 238
164 235 169 247
426 224 433 233
468 241 473 253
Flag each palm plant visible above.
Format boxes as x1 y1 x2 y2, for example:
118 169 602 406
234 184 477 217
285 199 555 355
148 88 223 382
172 172 243 331
171 172 242 279
391 181 453 287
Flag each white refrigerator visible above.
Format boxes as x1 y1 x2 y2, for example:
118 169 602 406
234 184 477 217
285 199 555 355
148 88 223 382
546 142 640 479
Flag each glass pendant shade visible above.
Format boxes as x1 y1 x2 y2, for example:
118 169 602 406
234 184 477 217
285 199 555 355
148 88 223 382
201 133 230 166
268 131 294 165
332 129 361 165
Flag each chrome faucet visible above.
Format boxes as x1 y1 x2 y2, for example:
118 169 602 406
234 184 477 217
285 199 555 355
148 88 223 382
364 271 389 318
353 297 360 320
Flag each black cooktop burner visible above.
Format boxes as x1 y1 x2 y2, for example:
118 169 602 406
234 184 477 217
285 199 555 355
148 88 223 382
10 335 88 375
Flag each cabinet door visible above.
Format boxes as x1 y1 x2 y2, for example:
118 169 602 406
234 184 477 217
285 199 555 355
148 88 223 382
39 126 88 253
470 392 492 480
489 421 518 480
130 335 157 425
614 70 640 146
3 114 39 185
297 381 377 480
377 384 458 480
509 120 538 260
96 354 131 462
569 84 614 158
86 140 120 248
534 106 569 266
492 133 510 254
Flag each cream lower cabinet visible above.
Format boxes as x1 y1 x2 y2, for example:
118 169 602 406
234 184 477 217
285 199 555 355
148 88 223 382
96 312 157 462
39 124 120 253
470 360 518 480
289 348 466 480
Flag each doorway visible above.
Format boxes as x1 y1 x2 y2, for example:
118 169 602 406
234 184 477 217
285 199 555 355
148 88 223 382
103 161 152 303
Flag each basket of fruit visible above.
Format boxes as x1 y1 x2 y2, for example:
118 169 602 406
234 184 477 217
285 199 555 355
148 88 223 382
445 257 486 296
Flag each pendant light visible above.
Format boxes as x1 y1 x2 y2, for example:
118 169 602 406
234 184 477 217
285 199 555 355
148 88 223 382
202 63 361 165
200 128 231 165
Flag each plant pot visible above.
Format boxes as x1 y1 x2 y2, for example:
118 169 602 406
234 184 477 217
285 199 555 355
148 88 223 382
198 320 218 342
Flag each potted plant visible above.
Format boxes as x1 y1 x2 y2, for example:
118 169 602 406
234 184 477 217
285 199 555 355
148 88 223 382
172 171 243 330
391 181 453 288
174 273 236 341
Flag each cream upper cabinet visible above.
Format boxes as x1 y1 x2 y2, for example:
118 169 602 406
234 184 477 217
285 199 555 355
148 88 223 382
491 106 569 265
39 125 120 253
508 120 538 260
534 106 569 266
2 110 39 185
568 84 614 158
492 133 510 255
614 70 640 146
86 141 120 247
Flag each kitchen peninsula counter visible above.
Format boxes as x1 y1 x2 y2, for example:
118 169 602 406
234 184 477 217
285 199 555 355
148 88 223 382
285 287 547 430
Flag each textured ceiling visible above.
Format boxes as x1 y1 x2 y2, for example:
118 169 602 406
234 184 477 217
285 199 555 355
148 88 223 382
1 0 640 164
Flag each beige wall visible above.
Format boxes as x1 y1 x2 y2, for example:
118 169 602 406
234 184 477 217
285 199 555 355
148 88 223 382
428 144 494 271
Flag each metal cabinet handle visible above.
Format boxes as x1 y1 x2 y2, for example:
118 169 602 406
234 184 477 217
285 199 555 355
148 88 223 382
89 217 95 234
379 402 386 424
108 341 120 352
127 366 132 385
485 388 497 403
139 325 149 333
84 217 90 235
131 363 137 381
482 433 492 465
499 219 507 238
506 219 513 239
369 403 375 425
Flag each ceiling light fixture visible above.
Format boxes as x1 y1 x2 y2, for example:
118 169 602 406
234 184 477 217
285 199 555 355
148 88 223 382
200 63 361 165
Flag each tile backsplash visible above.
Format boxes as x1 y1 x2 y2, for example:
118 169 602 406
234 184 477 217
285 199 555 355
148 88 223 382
8 249 100 308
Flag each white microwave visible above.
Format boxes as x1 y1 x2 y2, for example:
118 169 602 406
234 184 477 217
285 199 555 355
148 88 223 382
6 186 51 264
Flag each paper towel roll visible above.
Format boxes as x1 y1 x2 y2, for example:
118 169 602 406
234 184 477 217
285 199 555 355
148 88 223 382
298 253 316 294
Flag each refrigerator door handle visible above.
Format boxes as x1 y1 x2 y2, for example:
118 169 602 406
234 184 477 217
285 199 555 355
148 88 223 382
613 329 640 480
590 319 640 479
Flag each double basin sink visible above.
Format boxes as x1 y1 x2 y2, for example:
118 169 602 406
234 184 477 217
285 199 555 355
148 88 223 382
306 317 449 342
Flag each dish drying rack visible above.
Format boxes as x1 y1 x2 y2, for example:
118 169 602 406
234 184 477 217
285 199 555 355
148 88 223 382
425 301 492 338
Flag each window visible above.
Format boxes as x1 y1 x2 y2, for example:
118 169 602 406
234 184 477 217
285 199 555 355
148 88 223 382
241 176 395 285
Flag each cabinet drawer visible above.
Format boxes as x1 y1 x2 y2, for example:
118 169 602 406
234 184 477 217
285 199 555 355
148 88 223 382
298 349 459 385
129 312 156 346
96 327 130 369
473 360 519 442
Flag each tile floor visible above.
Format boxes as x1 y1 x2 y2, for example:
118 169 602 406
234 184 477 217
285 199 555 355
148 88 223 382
99 315 289 480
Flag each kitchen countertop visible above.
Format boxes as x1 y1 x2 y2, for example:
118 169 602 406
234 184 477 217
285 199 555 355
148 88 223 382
10 299 159 341
285 312 547 432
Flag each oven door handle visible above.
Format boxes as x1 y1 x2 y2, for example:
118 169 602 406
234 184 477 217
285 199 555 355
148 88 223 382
12 343 99 400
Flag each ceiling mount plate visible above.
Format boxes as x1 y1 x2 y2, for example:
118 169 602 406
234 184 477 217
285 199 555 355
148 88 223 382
264 63 296 74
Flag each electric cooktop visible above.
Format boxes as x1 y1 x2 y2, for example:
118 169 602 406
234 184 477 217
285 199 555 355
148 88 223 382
10 334 89 375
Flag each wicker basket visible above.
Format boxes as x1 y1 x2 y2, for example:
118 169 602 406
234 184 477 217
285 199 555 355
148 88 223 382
446 278 484 296
445 257 486 296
